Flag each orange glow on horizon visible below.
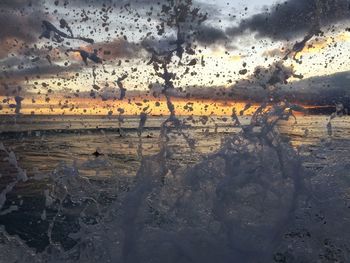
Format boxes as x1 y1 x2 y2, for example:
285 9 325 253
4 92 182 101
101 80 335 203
0 96 259 116
1 95 334 117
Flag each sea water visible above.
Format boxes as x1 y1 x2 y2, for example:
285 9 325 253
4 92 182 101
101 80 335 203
0 113 350 262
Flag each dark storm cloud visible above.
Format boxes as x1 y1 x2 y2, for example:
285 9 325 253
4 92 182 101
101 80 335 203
0 0 44 41
0 0 41 8
53 0 167 8
0 11 43 44
0 63 82 87
55 0 225 47
226 0 350 41
61 0 205 7
227 70 350 108
0 1 45 59
195 25 228 45
283 71 350 107
141 25 228 52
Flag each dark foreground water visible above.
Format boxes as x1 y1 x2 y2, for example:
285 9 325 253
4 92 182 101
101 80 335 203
0 114 350 262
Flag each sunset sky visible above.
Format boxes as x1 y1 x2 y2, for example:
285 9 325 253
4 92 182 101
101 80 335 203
1 0 350 115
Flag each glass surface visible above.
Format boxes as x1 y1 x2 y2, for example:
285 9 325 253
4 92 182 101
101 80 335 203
0 0 350 262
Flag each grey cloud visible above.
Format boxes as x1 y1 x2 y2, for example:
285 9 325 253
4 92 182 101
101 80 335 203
282 71 350 107
0 11 43 44
0 0 41 8
228 70 350 108
60 0 204 7
226 0 350 41
0 63 82 86
58 0 226 48
195 25 228 45
0 1 46 59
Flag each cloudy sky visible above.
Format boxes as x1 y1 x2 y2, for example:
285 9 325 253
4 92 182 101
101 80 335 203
1 0 350 115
